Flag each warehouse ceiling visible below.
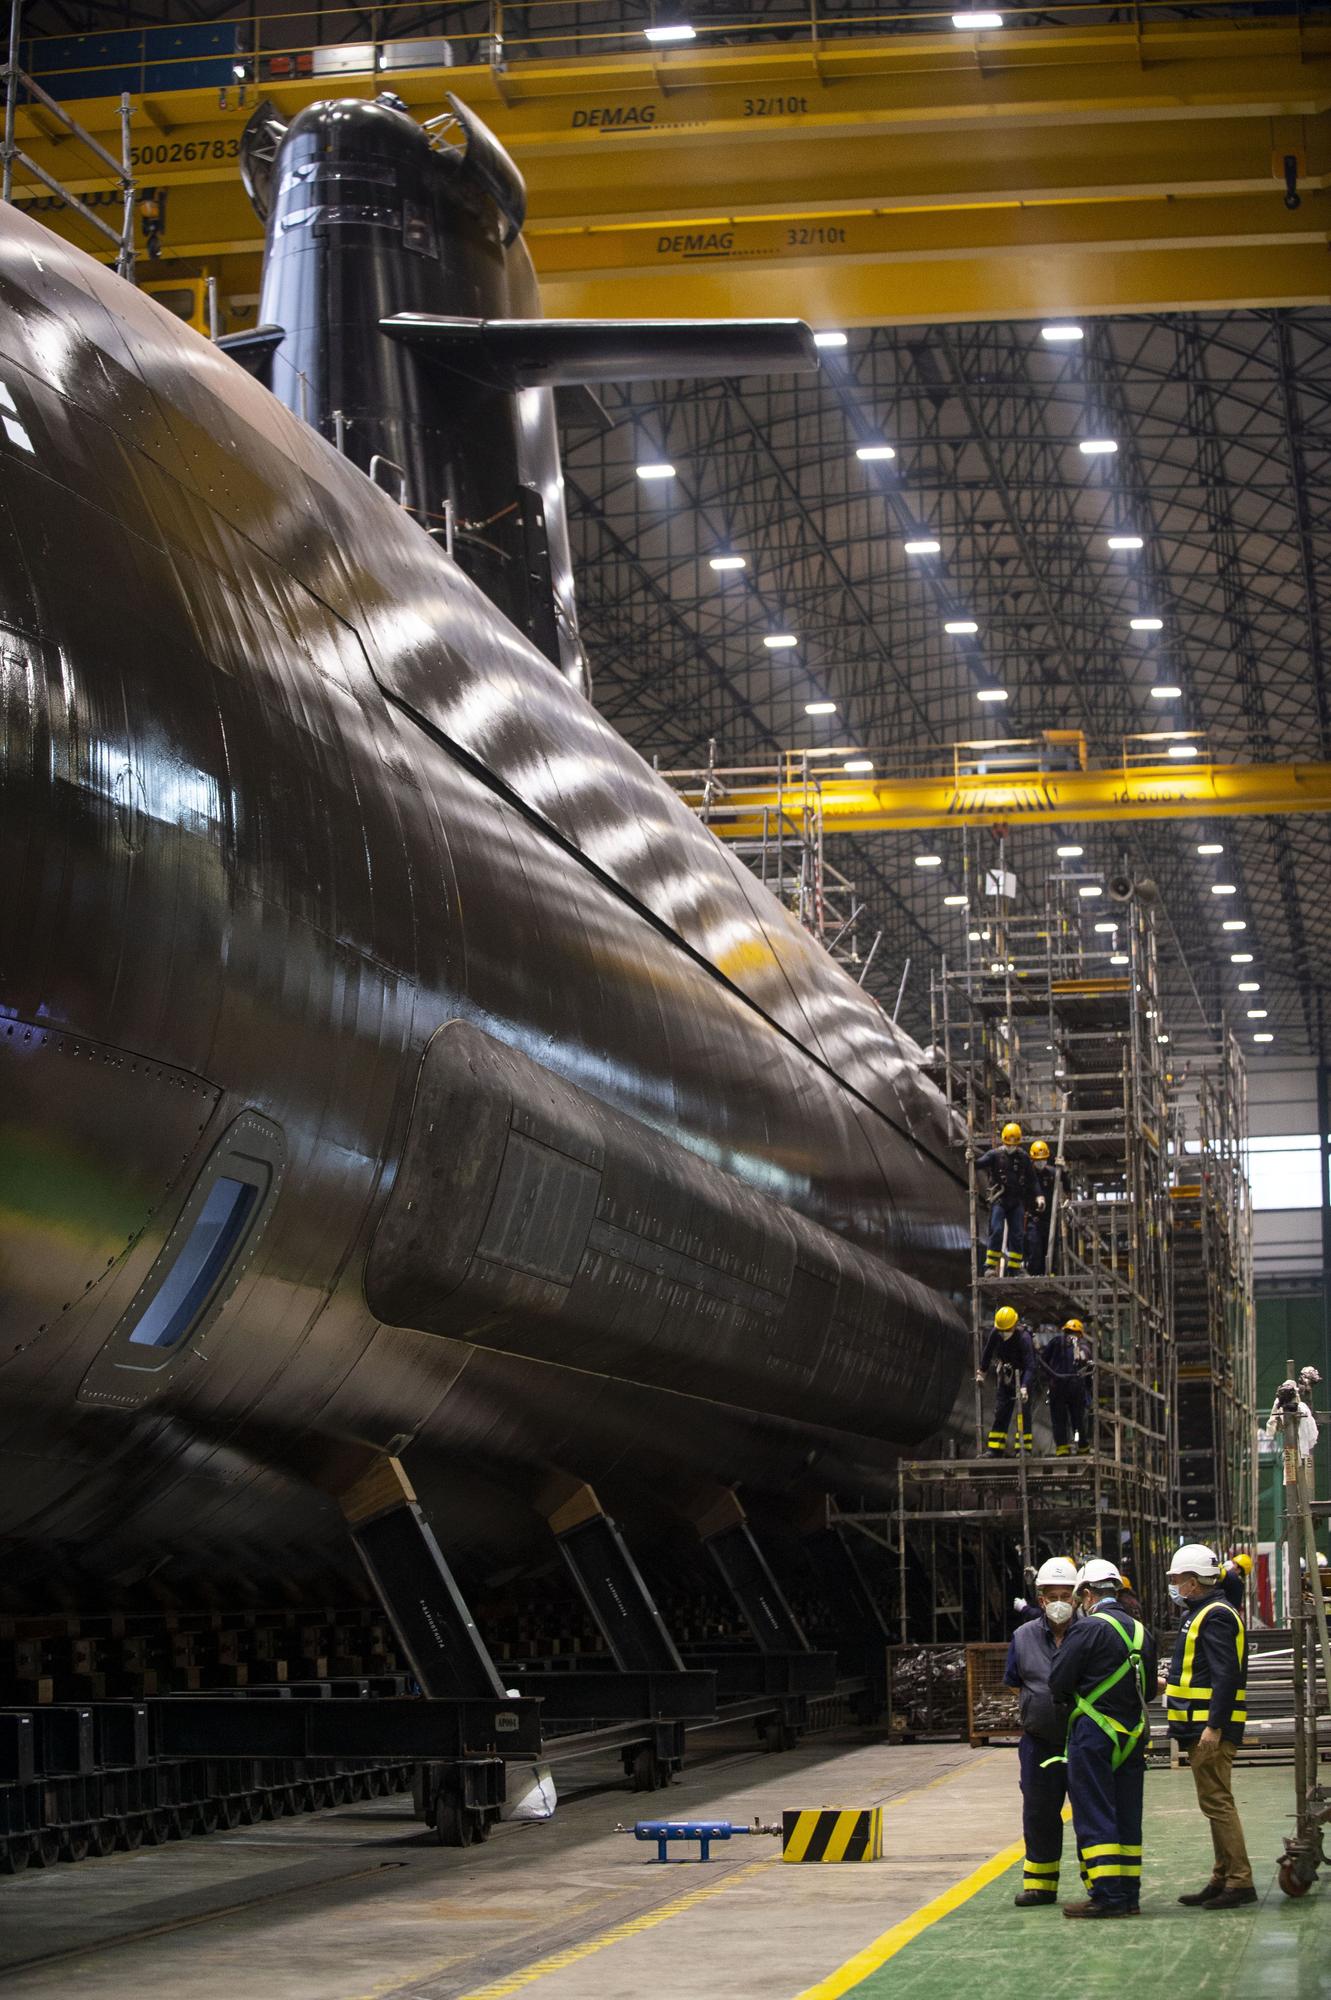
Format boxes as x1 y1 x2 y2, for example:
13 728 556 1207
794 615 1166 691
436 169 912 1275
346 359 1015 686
563 314 1331 1060
17 4 1329 1060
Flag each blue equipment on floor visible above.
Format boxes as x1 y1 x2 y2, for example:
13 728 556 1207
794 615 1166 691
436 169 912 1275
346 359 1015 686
618 1816 779 1861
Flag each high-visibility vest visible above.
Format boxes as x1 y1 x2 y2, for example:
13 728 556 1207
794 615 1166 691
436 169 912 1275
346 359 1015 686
1166 1598 1247 1729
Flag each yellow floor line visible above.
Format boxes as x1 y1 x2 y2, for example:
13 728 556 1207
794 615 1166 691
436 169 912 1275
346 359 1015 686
450 1753 1004 2000
790 1834 1025 2000
453 1856 779 1999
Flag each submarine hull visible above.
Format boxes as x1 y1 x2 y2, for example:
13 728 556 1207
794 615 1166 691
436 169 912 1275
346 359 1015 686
0 179 967 1609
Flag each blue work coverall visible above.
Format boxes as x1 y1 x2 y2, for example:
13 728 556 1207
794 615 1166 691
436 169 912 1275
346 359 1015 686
1047 1597 1158 1910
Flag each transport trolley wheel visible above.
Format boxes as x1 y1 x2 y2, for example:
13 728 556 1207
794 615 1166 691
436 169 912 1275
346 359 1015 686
1279 1858 1315 1898
0 1836 34 1872
629 1746 672 1793
32 1831 61 1868
118 1818 145 1851
60 1825 91 1863
85 1820 118 1858
434 1798 476 1848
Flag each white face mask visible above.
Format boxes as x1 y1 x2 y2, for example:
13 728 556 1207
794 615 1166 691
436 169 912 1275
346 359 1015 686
1045 1599 1074 1626
1168 1584 1184 1604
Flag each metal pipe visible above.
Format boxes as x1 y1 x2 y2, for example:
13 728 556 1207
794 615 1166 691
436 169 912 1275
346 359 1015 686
207 275 220 341
17 65 128 180
10 148 123 247
117 90 134 282
2 0 21 207
892 956 910 1024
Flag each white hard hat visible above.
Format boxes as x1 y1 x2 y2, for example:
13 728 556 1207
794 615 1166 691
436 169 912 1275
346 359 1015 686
1076 1558 1124 1590
1168 1542 1220 1582
1034 1557 1079 1589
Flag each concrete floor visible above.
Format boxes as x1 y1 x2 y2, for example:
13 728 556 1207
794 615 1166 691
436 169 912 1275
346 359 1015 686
0 1733 1326 2000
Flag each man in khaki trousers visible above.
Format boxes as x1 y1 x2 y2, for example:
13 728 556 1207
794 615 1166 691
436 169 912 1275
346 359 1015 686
1163 1543 1254 1910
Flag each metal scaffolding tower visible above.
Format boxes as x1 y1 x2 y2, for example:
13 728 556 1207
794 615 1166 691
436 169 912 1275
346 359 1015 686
1169 1037 1258 1552
1 0 135 278
830 841 1253 1640
687 737 886 993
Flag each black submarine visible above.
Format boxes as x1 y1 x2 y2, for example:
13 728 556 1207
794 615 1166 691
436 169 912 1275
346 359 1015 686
0 91 969 1614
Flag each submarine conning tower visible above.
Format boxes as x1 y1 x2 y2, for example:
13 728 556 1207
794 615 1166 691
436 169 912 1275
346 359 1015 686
234 91 820 703
238 91 588 689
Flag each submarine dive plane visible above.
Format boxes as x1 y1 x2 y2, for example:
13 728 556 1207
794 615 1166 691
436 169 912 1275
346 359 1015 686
0 91 969 1610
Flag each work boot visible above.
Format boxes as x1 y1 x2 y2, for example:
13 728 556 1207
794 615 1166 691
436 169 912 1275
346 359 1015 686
1202 1887 1257 1910
1178 1882 1225 1906
1062 1901 1139 1919
1013 1890 1057 1907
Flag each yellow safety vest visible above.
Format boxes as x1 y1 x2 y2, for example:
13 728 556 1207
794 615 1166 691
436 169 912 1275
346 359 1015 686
1166 1598 1247 1728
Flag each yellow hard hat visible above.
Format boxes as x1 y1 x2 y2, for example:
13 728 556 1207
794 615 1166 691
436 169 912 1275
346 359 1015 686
1233 1552 1253 1574
994 1305 1019 1332
1030 1139 1050 1162
1063 1318 1085 1334
1001 1121 1023 1145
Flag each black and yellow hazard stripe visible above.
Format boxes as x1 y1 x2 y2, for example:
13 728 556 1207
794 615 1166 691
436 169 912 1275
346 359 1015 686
782 1807 883 1863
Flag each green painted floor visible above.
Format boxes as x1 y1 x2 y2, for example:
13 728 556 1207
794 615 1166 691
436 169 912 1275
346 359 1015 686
844 1766 1330 2000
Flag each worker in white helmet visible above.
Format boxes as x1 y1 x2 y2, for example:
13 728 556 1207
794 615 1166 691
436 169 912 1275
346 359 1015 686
1047 1558 1156 1917
1165 1543 1254 1910
1003 1556 1080 1906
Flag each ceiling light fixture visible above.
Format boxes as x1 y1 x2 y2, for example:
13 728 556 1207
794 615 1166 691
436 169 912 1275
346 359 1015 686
1230 952 1254 964
856 444 896 462
708 554 746 572
903 538 941 555
1041 323 1084 342
1168 744 1199 759
943 894 968 907
644 21 696 42
1094 921 1118 934
804 700 837 715
1253 1032 1274 1044
1150 685 1182 699
1130 616 1164 632
914 854 943 868
1197 842 1224 855
843 758 873 774
976 687 1009 703
763 633 798 649
952 8 1003 24
1079 884 1103 898
1079 438 1118 456
1056 844 1084 858
1236 980 1260 992
1107 534 1144 550
1246 1008 1269 1019
1210 883 1237 896
636 462 675 481
1110 953 1129 966
944 619 979 636
813 330 848 349
1222 919 1247 932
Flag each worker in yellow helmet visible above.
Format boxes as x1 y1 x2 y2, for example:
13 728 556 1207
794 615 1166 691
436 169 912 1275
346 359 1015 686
1024 1138 1057 1275
978 1304 1037 1455
1218 1550 1253 1613
977 1121 1038 1275
1040 1318 1090 1457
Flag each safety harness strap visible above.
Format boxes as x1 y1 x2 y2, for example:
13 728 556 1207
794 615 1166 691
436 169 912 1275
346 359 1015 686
1070 1610 1147 1770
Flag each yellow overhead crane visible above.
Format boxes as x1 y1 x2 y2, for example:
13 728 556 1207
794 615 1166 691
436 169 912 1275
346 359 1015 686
5 9 1329 327
663 733 1331 839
